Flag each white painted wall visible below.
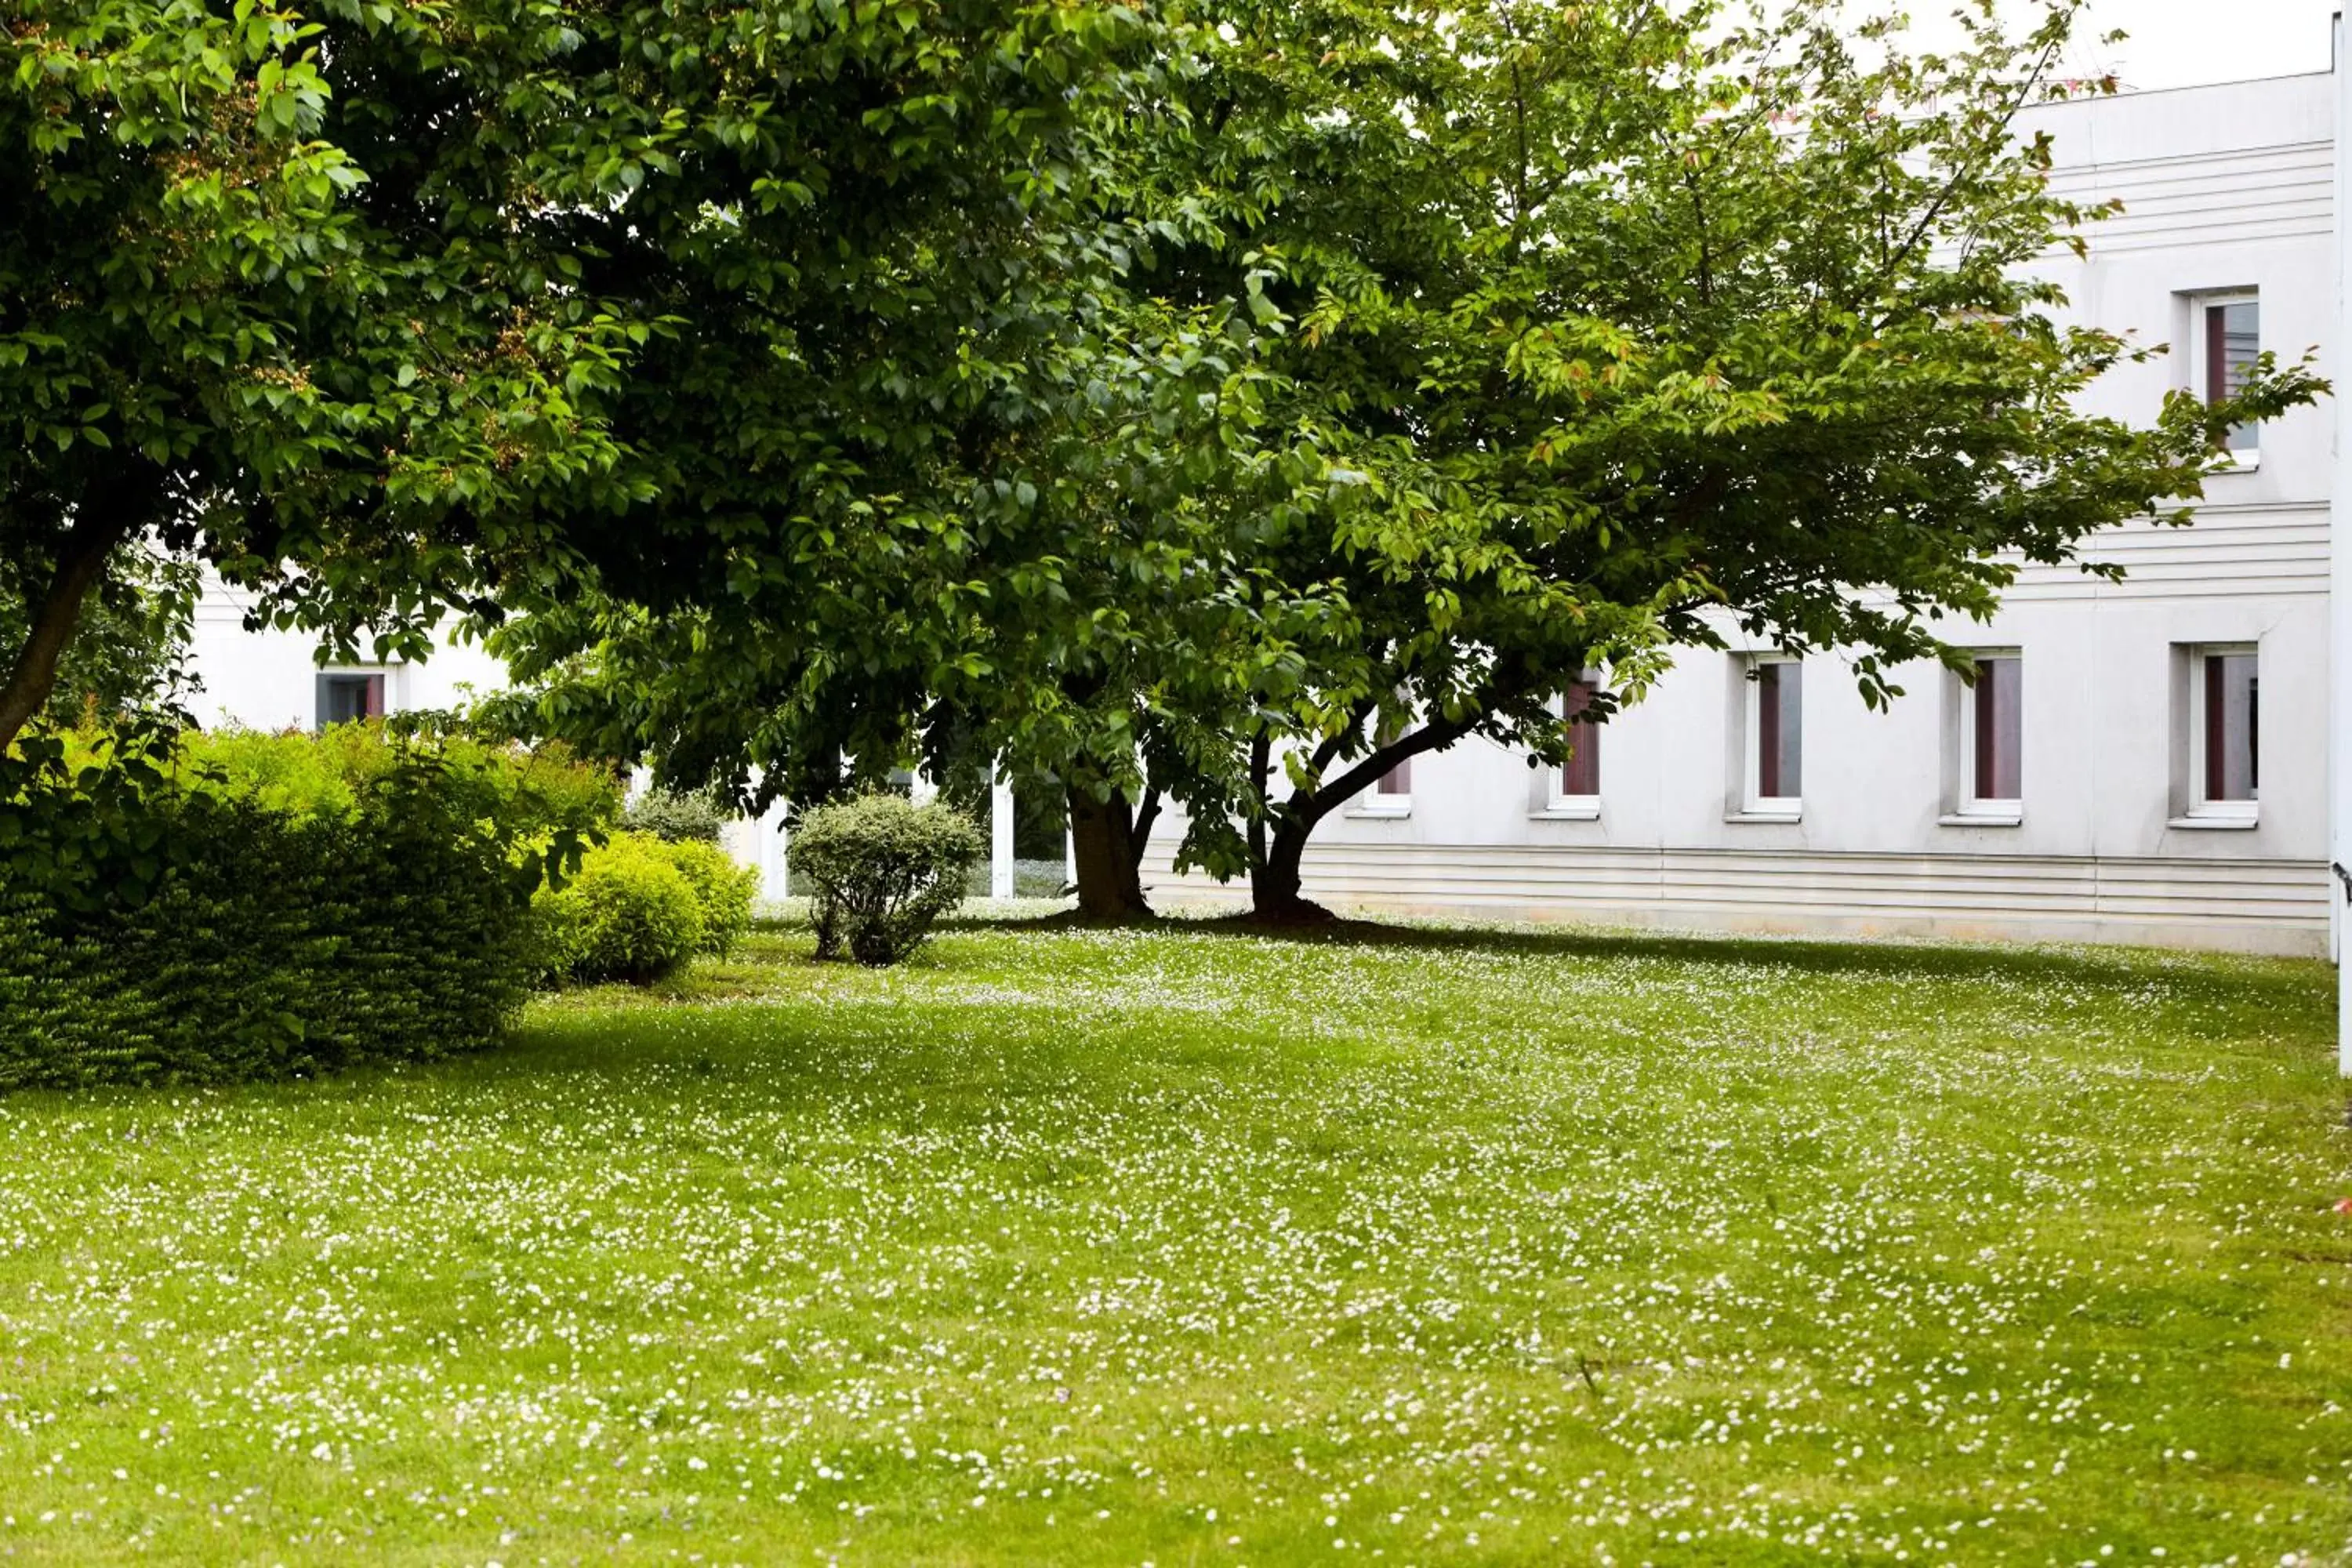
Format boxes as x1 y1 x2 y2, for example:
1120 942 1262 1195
186 579 509 733
2332 18 2352 1071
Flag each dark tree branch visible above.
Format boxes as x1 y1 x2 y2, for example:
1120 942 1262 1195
1305 693 1380 778
1273 655 1553 840
1288 709 1478 833
1246 729 1271 875
1869 28 2065 310
1683 165 1714 306
0 466 162 753
1509 55 1530 250
1128 785 1161 879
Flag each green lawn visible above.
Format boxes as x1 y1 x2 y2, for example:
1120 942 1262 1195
1 916 2348 1565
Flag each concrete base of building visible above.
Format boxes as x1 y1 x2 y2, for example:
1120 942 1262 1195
1139 843 2333 959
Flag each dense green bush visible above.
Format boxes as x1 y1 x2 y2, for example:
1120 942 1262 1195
660 837 760 957
792 793 985 965
0 768 546 1090
534 832 709 984
0 720 753 1083
622 785 729 844
174 724 622 833
0 723 619 1091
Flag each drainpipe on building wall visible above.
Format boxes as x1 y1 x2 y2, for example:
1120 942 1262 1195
2334 11 2352 1092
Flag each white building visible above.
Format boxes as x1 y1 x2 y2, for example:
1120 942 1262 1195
191 68 2343 956
187 586 511 733
1141 71 2342 956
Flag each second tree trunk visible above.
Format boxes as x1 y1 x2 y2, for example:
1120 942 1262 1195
1066 786 1150 921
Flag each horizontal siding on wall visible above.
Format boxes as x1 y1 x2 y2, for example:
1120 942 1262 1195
193 595 256 628
2045 142 2333 252
1140 842 2331 956
2001 507 2329 601
191 573 268 628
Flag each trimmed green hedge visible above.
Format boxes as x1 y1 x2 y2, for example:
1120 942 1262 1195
0 724 619 1091
0 785 539 1089
164 724 619 833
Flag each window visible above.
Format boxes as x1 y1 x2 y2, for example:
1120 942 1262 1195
315 672 384 729
1357 710 1414 814
1959 655 2022 815
2184 645 2258 822
1744 658 1802 811
1559 678 1601 802
2189 292 2259 456
1536 677 1602 818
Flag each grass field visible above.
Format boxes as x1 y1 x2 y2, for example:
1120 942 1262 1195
0 915 2347 1564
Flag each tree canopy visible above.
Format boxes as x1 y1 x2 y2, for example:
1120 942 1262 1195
0 0 1151 760
488 0 2321 920
1107 0 2326 917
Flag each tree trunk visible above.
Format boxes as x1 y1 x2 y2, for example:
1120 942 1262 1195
1128 788 1160 886
0 473 151 754
1248 817 1331 923
1242 708 1490 923
1067 784 1151 921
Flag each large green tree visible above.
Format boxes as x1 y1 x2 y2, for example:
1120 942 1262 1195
1088 0 2322 918
0 0 1145 760
481 292 1291 915
483 0 2323 922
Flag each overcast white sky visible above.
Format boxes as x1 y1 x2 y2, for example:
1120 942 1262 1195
1904 1 2338 90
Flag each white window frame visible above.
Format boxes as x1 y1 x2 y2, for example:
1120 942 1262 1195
1348 712 1417 819
2182 289 2260 470
1945 650 2024 826
314 666 394 731
2175 642 2259 829
1737 655 1802 820
1539 674 1603 820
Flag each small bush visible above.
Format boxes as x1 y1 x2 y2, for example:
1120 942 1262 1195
535 832 708 985
791 793 985 965
623 785 729 844
660 837 760 957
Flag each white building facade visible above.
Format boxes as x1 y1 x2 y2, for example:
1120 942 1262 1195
188 70 2342 956
188 585 510 735
1141 71 2342 956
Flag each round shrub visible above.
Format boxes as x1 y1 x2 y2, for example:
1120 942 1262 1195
536 833 706 985
659 837 760 957
623 785 729 844
790 793 985 966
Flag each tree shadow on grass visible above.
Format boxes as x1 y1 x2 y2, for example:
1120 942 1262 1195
131 906 2316 1109
940 902 2331 1008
